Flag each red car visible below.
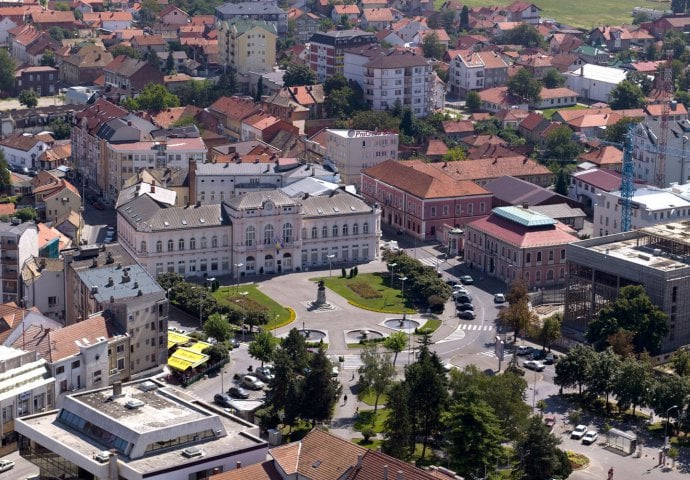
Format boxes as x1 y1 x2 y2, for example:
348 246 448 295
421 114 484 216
92 202 105 210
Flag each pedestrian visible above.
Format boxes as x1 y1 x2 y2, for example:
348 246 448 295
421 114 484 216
344 394 348 403
351 372 355 381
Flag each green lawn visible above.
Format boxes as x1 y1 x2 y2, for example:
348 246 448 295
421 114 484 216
353 438 384 450
435 0 645 29
312 273 415 314
354 408 390 433
359 390 389 406
214 285 293 329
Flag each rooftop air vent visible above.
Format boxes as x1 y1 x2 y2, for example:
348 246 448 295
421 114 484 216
94 451 111 463
138 381 158 392
125 398 145 409
182 446 204 458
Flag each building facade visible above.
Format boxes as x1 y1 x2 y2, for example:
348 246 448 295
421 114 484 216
308 30 376 82
632 117 690 187
463 206 577 288
447 50 509 97
325 129 398 186
0 220 38 303
218 20 277 75
215 1 287 34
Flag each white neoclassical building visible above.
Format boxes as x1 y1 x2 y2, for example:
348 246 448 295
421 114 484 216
116 183 381 279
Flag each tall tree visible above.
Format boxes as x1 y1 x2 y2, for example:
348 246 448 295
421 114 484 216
586 285 669 354
609 80 646 109
613 354 653 417
399 107 415 137
204 313 231 342
18 90 38 108
499 23 546 48
280 328 310 372
587 348 622 411
383 382 412 458
672 349 690 377
40 50 56 67
507 69 542 103
383 331 407 365
358 344 396 414
123 83 179 111
554 169 569 196
604 117 640 144
443 400 506 478
544 124 580 161
283 63 316 87
0 49 16 93
422 32 445 59
301 346 336 425
542 68 566 88
513 416 572 480
248 331 277 367
460 5 469 30
465 90 481 112
0 150 10 194
554 343 596 396
536 312 562 351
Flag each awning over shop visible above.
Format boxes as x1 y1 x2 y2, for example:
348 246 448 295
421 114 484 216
167 348 209 372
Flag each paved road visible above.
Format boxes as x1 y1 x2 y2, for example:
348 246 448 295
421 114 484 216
0 95 65 111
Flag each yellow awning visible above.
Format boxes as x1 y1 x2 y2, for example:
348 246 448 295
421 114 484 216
168 331 191 345
186 341 213 354
167 348 209 371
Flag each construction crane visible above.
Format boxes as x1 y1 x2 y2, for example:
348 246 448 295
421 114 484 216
620 127 635 232
654 59 673 188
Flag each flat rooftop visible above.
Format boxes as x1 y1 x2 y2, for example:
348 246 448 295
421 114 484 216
587 236 689 271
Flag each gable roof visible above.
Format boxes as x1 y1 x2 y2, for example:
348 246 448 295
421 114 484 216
572 168 622 191
209 96 259 120
578 145 623 167
420 156 552 182
484 175 568 206
363 159 490 199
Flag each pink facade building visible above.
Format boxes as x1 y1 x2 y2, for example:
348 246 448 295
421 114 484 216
361 159 492 243
464 205 577 288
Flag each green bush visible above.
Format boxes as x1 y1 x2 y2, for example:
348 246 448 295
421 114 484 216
360 426 375 442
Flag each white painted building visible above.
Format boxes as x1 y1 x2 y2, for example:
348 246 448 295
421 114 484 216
632 117 690 187
0 132 53 170
564 64 627 103
0 220 38 304
325 129 398 186
21 257 65 323
593 186 690 237
0 347 54 445
447 50 509 97
16 379 268 480
117 188 231 280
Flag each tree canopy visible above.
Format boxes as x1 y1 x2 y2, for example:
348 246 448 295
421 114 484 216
544 124 581 161
123 83 180 112
0 49 15 93
609 80 646 109
507 69 541 103
283 63 316 87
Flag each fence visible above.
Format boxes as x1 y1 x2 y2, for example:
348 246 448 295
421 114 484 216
529 287 566 306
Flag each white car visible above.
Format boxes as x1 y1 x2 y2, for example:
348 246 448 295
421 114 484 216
571 424 588 439
522 360 545 372
242 375 266 390
582 430 598 445
494 293 506 303
0 460 14 472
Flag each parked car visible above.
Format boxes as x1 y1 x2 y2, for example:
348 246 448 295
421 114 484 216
571 425 588 439
544 353 558 365
214 393 233 408
255 366 274 382
456 303 474 311
242 375 266 390
229 338 240 348
458 310 476 320
0 460 14 472
494 293 506 303
529 350 546 361
228 386 250 399
582 430 598 445
523 360 545 372
445 280 458 287
459 275 474 285
455 294 472 304
516 346 534 356
452 291 471 301
544 416 556 430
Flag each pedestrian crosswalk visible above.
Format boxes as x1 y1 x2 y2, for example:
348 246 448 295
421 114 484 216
479 349 513 359
458 324 495 331
417 256 440 268
342 354 364 369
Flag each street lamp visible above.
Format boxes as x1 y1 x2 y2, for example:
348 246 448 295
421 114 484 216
400 276 408 320
233 263 243 295
388 263 397 288
327 254 335 277
665 405 679 449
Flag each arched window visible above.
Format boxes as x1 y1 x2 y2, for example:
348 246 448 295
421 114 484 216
245 227 255 246
283 223 293 243
332 225 338 237
156 240 162 253
311 227 317 239
353 223 359 235
178 239 184 251
342 224 348 236
322 226 328 238
201 237 207 249
167 239 174 252
140 241 147 253
363 222 369 234
212 236 218 248
190 237 196 250
264 225 274 245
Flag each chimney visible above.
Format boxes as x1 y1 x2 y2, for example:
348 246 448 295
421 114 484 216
522 201 529 209
357 454 363 468
92 258 98 267
236 461 242 469
112 381 123 397
107 276 113 287
133 281 139 289
396 471 403 480
196 201 201 207
383 465 389 480
150 183 155 193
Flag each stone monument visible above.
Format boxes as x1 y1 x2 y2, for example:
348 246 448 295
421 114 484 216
315 280 327 306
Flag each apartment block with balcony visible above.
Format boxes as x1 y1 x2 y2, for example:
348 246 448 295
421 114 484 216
325 129 398 186
344 48 433 117
0 220 38 303
309 30 376 82
218 20 277 76
447 50 509 97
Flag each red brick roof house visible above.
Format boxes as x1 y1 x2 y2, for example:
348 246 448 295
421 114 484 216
534 87 578 110
477 86 528 113
519 112 551 144
130 34 166 55
441 119 474 140
30 10 78 30
642 14 690 40
208 96 260 141
551 52 585 72
425 139 448 160
464 205 576 287
495 107 530 129
577 145 623 172
549 33 584 54
515 54 554 79
424 154 554 187
504 0 541 25
160 4 190 25
362 159 493 241
589 25 632 52
103 55 163 92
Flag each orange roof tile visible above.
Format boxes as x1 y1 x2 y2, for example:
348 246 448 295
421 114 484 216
426 139 448 156
0 203 15 216
422 156 552 182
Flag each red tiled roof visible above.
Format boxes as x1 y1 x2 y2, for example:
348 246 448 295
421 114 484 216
519 112 547 131
578 145 623 167
442 120 473 134
363 159 490 199
0 203 15 216
467 211 576 248
209 462 282 480
573 168 622 191
421 155 552 182
426 139 448 156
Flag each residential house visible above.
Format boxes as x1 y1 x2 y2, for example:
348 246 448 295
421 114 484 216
485 175 583 209
29 10 77 31
569 167 622 214
589 25 632 52
564 64 627 102
103 55 164 92
240 111 298 142
60 43 112 85
215 1 288 35
442 119 474 141
447 49 509 97
207 96 260 141
424 156 554 187
551 53 585 73
262 85 326 133
577 145 623 172
344 47 434 117
477 86 528 113
291 9 320 43
504 1 540 25
7 24 41 64
13 66 58 97
32 171 81 223
464 205 576 287
0 132 54 170
82 11 132 31
549 34 584 55
414 28 450 49
159 5 190 25
308 30 376 82
515 54 555 79
71 99 128 194
632 117 690 187
332 4 361 23
218 20 277 75
642 14 690 39
130 34 167 56
360 8 395 30
495 108 530 129
533 87 578 110
0 220 38 304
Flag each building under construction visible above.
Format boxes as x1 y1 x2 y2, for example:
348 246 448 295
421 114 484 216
565 221 690 354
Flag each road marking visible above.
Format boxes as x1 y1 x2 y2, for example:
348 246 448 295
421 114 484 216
342 355 363 369
480 350 513 359
418 257 439 268
457 324 495 331
435 326 466 344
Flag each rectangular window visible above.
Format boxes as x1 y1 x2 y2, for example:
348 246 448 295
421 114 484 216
48 296 57 306
71 360 80 369
526 253 531 264
536 252 542 262
56 365 64 374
